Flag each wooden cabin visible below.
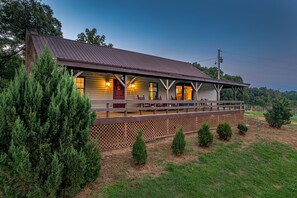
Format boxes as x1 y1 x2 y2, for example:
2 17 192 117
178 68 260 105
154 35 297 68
26 31 249 151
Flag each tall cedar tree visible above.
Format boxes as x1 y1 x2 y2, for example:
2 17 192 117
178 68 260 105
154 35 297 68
0 48 100 197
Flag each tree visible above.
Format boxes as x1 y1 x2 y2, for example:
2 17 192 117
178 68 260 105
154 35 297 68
198 123 213 147
0 56 22 90
0 48 100 197
216 123 232 141
264 99 293 128
77 28 113 47
192 62 297 110
0 0 62 91
171 128 186 155
132 131 147 164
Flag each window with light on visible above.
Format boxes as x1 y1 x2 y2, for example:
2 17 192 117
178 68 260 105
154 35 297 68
74 77 85 94
149 82 158 100
175 84 193 100
176 85 183 100
184 86 193 100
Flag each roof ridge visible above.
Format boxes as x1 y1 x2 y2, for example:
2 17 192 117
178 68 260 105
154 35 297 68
32 32 193 65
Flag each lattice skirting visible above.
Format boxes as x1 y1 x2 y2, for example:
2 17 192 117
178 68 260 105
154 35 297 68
90 111 244 151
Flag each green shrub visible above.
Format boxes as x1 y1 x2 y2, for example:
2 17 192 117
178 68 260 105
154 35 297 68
132 131 147 164
0 49 100 197
237 124 248 135
171 128 186 155
216 123 232 141
198 123 213 147
264 99 293 128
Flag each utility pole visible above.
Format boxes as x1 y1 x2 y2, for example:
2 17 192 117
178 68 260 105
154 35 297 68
217 49 223 80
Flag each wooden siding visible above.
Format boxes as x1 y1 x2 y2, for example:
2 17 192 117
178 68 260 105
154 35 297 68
80 71 217 105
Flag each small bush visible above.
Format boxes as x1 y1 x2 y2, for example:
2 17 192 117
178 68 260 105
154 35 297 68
171 128 186 155
264 99 293 128
198 123 213 147
237 124 248 135
216 123 232 141
132 131 147 164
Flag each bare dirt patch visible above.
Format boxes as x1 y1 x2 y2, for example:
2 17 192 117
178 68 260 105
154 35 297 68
76 114 297 198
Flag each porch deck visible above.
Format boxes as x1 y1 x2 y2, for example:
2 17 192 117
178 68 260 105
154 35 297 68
91 100 244 151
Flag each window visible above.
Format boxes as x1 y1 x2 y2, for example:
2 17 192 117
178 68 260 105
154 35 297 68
74 77 85 94
184 86 193 100
176 85 183 100
149 82 158 100
175 84 193 100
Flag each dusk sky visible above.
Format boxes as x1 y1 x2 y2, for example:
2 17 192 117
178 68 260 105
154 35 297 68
44 0 297 91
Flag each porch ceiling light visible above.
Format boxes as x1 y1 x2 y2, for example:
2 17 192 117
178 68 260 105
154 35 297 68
105 80 111 87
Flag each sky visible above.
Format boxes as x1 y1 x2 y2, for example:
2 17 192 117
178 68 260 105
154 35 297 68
44 0 297 91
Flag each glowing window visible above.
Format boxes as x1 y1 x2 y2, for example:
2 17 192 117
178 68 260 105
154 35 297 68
74 77 85 94
149 82 158 100
176 85 183 100
175 84 193 100
184 86 193 100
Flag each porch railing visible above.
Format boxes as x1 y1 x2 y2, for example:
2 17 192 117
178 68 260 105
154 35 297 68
91 100 244 118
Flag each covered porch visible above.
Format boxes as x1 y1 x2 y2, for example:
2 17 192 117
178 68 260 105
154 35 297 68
72 70 247 118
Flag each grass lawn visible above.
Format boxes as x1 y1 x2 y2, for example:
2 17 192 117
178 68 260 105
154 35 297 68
75 111 297 197
103 141 297 197
245 111 265 117
245 111 297 123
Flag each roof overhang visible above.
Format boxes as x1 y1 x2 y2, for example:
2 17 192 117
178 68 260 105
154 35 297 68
57 58 250 87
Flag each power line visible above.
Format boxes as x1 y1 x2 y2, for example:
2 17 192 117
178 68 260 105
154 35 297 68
196 57 217 62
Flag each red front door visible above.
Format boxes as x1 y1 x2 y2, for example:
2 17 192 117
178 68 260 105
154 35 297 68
113 79 125 108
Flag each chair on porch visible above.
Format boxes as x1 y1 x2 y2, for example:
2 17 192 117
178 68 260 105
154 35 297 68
137 95 151 108
155 95 163 107
170 96 178 109
201 99 211 111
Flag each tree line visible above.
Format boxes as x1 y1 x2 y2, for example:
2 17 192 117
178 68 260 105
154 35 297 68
193 62 297 113
0 0 112 92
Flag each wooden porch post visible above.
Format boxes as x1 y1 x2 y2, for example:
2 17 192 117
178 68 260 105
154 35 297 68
238 87 243 101
214 84 223 101
73 70 84 78
190 82 203 100
232 86 239 100
160 79 175 100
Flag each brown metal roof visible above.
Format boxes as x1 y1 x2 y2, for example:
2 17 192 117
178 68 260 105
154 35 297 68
31 32 249 87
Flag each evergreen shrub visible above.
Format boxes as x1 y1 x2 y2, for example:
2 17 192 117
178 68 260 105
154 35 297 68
237 124 248 135
132 131 147 164
198 123 213 147
171 128 186 155
216 123 232 141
